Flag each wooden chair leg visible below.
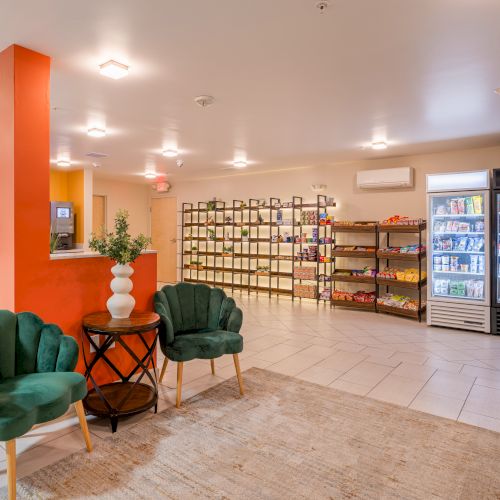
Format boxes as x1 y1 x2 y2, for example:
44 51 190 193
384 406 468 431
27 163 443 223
75 400 93 452
6 439 15 500
176 362 184 408
159 357 169 383
210 359 215 375
233 354 244 395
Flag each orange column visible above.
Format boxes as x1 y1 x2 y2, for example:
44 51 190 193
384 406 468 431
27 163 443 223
0 45 50 310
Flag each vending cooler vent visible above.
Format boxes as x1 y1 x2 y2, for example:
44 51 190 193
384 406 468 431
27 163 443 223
428 303 490 333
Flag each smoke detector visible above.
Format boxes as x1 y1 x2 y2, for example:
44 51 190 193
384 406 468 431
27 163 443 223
176 159 184 168
194 95 215 108
316 1 329 12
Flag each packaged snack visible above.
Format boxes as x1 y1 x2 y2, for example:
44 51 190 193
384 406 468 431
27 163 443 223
473 237 484 252
460 264 469 273
465 197 475 214
456 237 467 251
450 256 459 272
435 204 448 215
470 255 478 274
457 198 465 214
446 220 454 232
450 199 459 214
472 196 483 215
442 238 453 251
475 220 485 232
442 255 450 271
478 255 485 274
458 222 470 232
466 238 475 252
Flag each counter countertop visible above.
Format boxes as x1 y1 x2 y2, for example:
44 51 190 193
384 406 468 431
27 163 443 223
50 249 158 261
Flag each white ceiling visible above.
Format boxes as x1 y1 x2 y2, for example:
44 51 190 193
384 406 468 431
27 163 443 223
1 0 500 183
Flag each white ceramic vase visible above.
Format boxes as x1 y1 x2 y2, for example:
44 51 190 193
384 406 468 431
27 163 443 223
107 263 135 319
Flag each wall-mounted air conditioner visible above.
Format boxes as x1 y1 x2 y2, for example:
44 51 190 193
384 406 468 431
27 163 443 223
357 167 414 189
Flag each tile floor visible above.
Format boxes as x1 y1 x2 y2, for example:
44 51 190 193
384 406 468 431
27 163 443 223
3 292 500 489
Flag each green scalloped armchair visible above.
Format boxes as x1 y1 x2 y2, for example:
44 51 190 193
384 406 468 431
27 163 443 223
154 283 244 407
0 310 93 500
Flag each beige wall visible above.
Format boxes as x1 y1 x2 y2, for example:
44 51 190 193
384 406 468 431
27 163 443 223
93 177 151 237
160 145 500 221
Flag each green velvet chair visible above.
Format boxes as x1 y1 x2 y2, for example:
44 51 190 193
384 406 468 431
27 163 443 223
154 283 244 408
0 310 93 500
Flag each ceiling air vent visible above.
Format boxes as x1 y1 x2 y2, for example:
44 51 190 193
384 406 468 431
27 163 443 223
85 152 108 159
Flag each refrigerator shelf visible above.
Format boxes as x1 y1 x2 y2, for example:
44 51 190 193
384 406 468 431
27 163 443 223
433 213 484 218
432 250 484 254
434 232 484 236
433 293 484 301
432 270 484 276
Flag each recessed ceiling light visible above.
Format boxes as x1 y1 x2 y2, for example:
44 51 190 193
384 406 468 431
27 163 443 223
162 149 178 158
144 171 157 179
371 141 388 150
99 60 129 80
495 88 500 95
87 127 106 138
233 160 247 168
57 160 71 167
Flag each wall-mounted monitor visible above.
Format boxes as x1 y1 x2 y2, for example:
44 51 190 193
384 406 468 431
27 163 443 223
56 207 71 218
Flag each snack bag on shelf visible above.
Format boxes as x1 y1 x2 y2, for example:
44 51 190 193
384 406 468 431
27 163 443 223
472 196 483 215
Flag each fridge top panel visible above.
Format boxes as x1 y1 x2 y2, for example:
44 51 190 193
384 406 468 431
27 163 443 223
426 171 489 193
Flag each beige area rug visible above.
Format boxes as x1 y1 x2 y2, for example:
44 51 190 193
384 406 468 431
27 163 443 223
4 368 500 499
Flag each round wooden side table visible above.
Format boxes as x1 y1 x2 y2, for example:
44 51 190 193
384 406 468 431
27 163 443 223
81 311 160 433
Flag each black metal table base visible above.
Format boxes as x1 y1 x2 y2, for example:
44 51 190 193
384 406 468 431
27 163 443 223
81 326 159 432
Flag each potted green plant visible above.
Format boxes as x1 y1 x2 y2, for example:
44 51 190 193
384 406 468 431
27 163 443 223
191 245 198 254
207 200 216 211
241 228 249 241
222 245 233 257
50 230 60 254
207 229 216 241
89 209 151 319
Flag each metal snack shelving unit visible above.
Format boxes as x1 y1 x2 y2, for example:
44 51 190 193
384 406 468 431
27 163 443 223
376 222 427 321
331 222 378 311
181 195 335 299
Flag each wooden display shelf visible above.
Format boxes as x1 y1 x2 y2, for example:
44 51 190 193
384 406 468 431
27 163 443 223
376 303 426 319
377 250 426 261
376 277 427 289
375 222 427 233
331 300 376 310
184 278 293 295
333 249 377 258
332 223 377 233
332 272 376 284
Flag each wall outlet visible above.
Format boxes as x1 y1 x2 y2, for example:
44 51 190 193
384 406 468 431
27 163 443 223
89 335 115 353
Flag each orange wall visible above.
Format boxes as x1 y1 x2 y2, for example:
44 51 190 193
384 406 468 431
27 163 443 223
0 44 157 385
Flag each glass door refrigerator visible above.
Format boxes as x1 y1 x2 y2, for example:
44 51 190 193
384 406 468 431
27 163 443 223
427 171 490 333
491 169 500 334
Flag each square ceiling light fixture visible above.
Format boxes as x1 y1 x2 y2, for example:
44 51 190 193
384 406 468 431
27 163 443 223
99 60 129 79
